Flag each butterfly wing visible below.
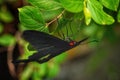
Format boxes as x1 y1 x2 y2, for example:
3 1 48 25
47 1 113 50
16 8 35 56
28 45 69 63
18 30 71 63
13 45 70 64
22 30 70 50
13 30 88 64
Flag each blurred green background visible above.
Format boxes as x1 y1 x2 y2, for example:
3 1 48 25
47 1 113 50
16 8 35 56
0 0 120 80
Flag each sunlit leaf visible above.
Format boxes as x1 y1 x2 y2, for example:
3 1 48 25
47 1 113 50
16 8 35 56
28 0 62 11
59 0 84 13
99 0 119 11
28 0 64 21
18 6 45 30
87 0 114 25
84 7 91 25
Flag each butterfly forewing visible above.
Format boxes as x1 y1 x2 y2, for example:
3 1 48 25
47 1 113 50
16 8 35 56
28 45 70 63
23 30 70 50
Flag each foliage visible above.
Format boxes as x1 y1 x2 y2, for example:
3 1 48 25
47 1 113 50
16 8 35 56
0 0 120 80
0 1 15 46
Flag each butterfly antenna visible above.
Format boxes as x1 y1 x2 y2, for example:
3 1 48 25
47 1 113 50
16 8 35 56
77 38 99 45
86 39 99 44
77 37 89 44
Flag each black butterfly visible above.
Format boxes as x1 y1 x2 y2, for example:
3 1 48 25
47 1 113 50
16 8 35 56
12 30 88 64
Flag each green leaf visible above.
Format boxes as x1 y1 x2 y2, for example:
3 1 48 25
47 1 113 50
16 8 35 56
20 65 33 80
84 7 91 25
59 0 84 13
53 52 67 64
38 63 47 77
0 7 13 23
18 6 45 30
117 9 120 23
0 34 16 46
99 0 119 11
83 22 105 40
0 23 3 33
47 63 60 78
42 8 63 22
87 0 114 25
74 12 84 20
28 0 62 10
28 0 63 22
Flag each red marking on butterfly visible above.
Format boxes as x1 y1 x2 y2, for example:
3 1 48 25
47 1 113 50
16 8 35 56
69 41 76 46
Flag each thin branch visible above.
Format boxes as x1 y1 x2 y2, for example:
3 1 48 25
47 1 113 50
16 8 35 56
7 45 16 78
7 31 22 78
46 10 65 27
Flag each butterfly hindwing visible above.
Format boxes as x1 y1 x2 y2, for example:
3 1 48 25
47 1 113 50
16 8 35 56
28 45 70 63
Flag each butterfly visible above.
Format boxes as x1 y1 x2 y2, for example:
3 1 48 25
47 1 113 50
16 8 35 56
12 30 88 64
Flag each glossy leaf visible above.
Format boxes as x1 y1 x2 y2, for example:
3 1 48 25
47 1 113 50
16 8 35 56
18 6 45 29
87 0 114 25
28 0 63 21
59 0 84 13
99 0 119 11
28 0 62 11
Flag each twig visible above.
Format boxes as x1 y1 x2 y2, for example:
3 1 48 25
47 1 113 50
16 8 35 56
7 31 22 78
7 45 16 78
46 10 65 27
